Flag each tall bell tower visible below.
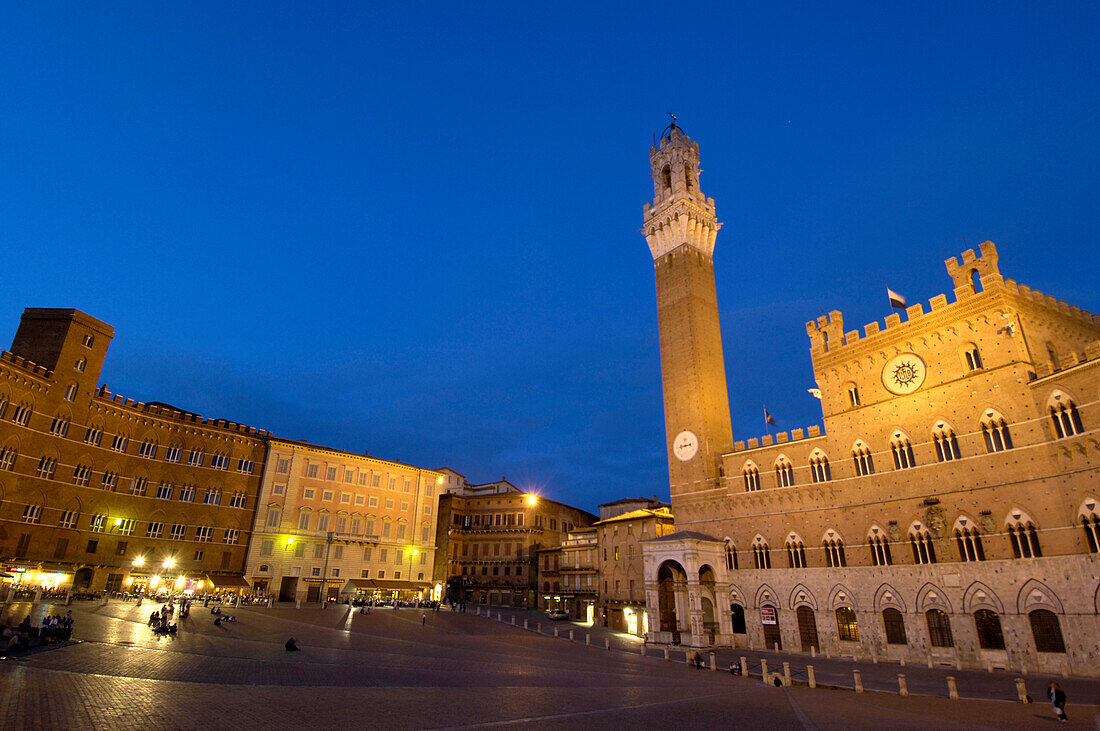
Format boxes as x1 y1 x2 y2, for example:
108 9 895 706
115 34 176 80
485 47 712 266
642 120 733 498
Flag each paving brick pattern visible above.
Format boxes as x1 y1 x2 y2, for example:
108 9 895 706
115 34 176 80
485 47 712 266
0 601 1096 729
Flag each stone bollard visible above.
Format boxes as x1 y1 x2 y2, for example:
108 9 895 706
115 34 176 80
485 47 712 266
640 644 645 657
586 633 591 646
899 656 905 667
807 665 816 688
761 658 769 683
955 657 962 671
825 647 831 659
774 642 779 653
783 662 790 686
524 619 528 630
898 674 908 696
1015 678 1029 703
740 657 748 676
476 607 480 616
853 669 863 693
927 654 934 669
295 597 301 609
569 630 574 642
65 588 73 606
33 588 42 606
871 649 878 664
710 652 717 671
102 593 109 606
604 638 611 651
1061 663 1069 679
947 676 958 700
810 646 815 658
554 627 559 638
498 612 503 621
664 647 670 661
853 651 858 663
537 623 541 633
511 617 516 625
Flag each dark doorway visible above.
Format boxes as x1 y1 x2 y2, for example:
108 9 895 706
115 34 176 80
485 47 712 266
796 606 819 651
278 576 297 602
730 603 747 634
73 567 94 590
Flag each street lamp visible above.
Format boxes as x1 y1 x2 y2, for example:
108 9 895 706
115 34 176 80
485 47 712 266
163 557 175 569
132 555 145 567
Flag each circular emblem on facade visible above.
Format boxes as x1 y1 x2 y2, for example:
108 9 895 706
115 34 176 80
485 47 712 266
882 353 927 395
673 430 699 461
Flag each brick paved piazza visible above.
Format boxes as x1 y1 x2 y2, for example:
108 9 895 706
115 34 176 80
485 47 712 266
0 602 1096 729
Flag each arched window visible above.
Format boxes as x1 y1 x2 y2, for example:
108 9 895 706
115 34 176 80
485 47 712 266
1045 343 1060 370
743 463 760 492
1081 500 1100 553
909 521 937 565
822 531 846 567
74 358 86 372
970 269 983 293
846 384 860 408
661 164 672 190
730 603 747 634
752 536 771 569
882 608 907 645
974 609 1005 650
963 344 983 371
868 526 892 566
852 442 874 477
932 423 961 462
890 432 916 470
785 533 806 568
724 540 737 571
684 162 693 191
809 452 831 483
1049 394 1084 438
774 457 794 488
925 609 954 647
1006 511 1041 558
981 411 1014 452
265 506 281 528
1029 609 1066 653
835 607 859 642
954 517 985 562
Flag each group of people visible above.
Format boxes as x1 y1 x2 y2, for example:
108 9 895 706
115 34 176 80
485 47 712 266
0 611 74 652
211 606 237 626
148 604 178 635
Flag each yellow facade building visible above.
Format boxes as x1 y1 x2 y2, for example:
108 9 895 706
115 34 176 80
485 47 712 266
640 124 1100 675
244 437 443 604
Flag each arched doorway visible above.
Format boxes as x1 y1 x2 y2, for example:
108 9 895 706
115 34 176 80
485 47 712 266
73 567 94 591
796 606 819 651
730 603 746 634
699 565 717 643
657 561 687 643
761 605 782 650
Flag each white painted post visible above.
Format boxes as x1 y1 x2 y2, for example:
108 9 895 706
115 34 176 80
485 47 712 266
807 665 816 688
899 655 905 667
640 643 645 656
740 656 748 676
774 642 779 653
523 619 528 630
810 646 815 658
761 658 769 683
898 674 908 697
568 630 574 642
511 616 515 625
853 669 863 693
604 638 611 651
554 627 559 638
947 676 958 700
710 652 717 671
783 662 790 686
664 647 670 661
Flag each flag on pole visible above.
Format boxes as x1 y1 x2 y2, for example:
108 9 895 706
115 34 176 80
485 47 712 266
887 287 907 310
763 406 776 426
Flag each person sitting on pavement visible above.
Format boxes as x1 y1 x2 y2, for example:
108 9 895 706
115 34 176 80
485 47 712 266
285 637 299 652
213 616 222 626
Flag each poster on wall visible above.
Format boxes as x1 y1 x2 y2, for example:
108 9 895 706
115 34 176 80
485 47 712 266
760 606 777 625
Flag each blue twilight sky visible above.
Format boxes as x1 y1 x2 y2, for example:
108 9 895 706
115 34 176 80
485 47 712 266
1 2 1097 513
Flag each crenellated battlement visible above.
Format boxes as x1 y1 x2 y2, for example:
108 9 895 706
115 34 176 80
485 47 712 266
730 425 824 454
93 385 269 437
0 350 54 380
1033 338 1100 379
806 242 1099 358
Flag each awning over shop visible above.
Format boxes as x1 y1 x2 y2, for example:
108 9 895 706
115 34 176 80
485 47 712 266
205 573 251 590
341 578 428 593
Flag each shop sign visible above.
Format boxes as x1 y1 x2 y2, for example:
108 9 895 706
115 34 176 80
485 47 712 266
760 606 777 625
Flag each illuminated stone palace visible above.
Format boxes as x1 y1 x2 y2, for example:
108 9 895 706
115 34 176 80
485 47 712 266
640 122 1100 675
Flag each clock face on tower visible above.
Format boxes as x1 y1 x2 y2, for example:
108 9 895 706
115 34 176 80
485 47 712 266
673 430 699 461
882 353 927 395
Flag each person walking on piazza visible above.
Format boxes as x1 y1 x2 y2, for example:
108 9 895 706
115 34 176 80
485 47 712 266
1048 681 1068 722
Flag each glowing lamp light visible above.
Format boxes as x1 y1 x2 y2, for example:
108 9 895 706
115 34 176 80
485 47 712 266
526 494 538 506
133 556 145 567
149 576 161 589
437 476 443 484
114 518 122 526
164 558 175 569
287 537 295 546
195 581 204 591
174 576 186 589
412 549 419 557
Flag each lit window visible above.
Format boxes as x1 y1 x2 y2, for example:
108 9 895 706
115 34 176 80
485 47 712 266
836 607 859 642
926 609 954 647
